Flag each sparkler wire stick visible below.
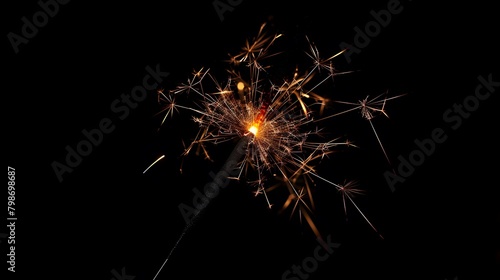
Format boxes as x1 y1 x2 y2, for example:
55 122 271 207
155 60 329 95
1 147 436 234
152 135 250 280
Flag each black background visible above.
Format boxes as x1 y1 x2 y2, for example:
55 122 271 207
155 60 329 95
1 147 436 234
4 0 499 279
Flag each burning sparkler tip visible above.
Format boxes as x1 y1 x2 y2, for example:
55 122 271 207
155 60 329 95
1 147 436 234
248 125 259 136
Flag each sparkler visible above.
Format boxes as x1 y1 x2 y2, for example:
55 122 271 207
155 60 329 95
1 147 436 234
147 23 404 278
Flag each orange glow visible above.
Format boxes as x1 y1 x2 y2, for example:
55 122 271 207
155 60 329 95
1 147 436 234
237 82 245 91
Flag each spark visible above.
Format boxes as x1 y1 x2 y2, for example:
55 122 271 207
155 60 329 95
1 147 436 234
149 23 404 265
143 155 165 174
324 92 407 168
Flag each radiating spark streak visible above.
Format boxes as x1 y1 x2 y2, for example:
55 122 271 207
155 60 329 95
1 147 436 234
304 73 334 94
253 159 273 209
344 194 384 240
305 171 341 190
368 118 392 166
302 205 322 241
304 176 315 210
143 155 165 174
313 106 361 122
342 192 348 221
262 186 272 209
290 188 305 219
